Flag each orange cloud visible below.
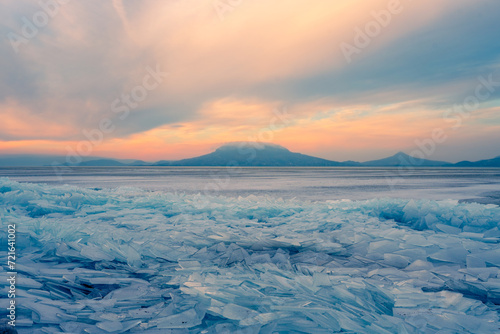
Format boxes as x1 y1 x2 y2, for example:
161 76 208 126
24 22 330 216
2 0 497 162
0 100 76 140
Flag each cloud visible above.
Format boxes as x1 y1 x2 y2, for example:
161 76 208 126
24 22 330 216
1 0 500 160
0 99 76 140
111 0 131 35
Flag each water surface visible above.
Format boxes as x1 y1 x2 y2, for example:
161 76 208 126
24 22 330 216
1 167 499 203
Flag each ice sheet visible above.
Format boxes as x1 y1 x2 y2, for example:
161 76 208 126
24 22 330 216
1 178 500 333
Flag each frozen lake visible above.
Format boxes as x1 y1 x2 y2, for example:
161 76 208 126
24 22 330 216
1 168 500 332
0 167 499 203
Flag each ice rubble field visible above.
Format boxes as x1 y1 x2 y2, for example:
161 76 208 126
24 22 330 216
1 178 500 333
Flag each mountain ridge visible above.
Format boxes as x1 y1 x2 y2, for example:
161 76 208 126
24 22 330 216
0 143 499 167
452 156 500 167
155 143 351 167
361 152 449 167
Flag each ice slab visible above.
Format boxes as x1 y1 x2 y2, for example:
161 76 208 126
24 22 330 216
2 177 500 333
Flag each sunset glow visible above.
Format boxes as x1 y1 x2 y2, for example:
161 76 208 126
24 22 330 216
1 0 499 162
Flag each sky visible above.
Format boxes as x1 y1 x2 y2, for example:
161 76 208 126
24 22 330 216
0 0 499 163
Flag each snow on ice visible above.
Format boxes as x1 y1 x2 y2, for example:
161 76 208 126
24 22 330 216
1 178 500 333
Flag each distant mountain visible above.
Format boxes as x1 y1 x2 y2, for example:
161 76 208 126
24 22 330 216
362 152 448 167
0 155 69 167
0 155 149 167
66 158 150 167
1 146 499 168
452 156 500 167
156 143 351 167
74 159 150 167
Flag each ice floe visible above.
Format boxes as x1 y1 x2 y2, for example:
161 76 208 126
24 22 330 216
1 178 500 333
